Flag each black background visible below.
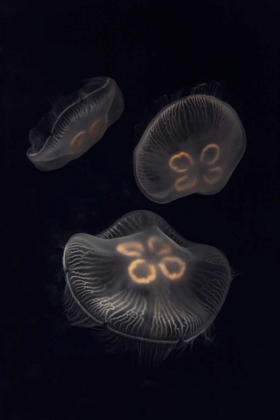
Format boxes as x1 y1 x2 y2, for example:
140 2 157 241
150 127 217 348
1 0 279 419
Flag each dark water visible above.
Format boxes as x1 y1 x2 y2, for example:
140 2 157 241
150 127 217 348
2 0 279 419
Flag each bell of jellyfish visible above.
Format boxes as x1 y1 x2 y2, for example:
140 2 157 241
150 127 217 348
133 87 246 203
27 77 124 171
63 210 233 363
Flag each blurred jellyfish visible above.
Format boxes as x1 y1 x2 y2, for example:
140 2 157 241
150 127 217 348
134 86 246 203
63 210 233 363
27 77 124 171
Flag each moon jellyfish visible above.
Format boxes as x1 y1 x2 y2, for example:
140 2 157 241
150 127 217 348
63 210 232 363
133 89 246 203
27 77 124 171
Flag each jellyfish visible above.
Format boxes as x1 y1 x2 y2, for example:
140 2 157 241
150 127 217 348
63 210 232 362
133 90 246 203
27 77 124 171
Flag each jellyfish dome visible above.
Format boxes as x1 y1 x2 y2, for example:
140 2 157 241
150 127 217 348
133 92 246 203
27 77 124 171
63 210 232 362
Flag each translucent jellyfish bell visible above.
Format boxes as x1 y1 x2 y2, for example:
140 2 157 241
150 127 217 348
63 210 232 362
27 77 124 171
133 89 246 203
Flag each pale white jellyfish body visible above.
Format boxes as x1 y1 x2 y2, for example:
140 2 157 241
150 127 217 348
63 211 232 361
134 93 246 203
27 77 124 171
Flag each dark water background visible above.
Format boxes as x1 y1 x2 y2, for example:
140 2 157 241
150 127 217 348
1 0 279 419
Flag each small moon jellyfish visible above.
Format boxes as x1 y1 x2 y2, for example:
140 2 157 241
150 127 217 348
27 77 124 171
133 87 246 203
63 210 233 363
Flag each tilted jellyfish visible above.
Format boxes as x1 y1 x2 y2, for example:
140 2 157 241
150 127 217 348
27 77 124 171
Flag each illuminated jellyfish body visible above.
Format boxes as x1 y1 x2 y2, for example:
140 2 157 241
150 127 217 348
27 77 124 171
134 92 246 203
63 210 232 362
